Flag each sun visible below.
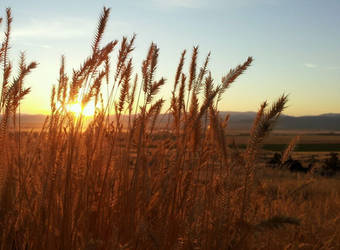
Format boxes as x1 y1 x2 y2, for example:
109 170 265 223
67 102 96 117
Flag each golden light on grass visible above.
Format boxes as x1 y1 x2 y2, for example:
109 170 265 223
7 6 336 250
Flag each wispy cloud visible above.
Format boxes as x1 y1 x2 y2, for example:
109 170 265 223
151 0 280 10
12 18 92 40
304 63 318 69
41 44 52 49
152 0 204 8
222 0 280 7
17 42 52 49
12 17 128 40
326 66 340 70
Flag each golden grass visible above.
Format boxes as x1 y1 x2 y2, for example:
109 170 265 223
0 7 339 250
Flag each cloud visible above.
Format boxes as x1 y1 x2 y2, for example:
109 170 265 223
304 63 317 69
17 42 52 49
41 44 52 49
220 0 280 7
12 17 128 41
152 0 203 8
326 66 340 70
151 0 280 9
12 18 92 40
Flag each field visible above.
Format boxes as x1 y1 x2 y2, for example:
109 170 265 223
1 7 340 250
229 130 340 151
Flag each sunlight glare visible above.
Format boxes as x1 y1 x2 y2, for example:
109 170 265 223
67 102 96 117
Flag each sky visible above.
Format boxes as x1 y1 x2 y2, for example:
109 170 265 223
0 0 339 116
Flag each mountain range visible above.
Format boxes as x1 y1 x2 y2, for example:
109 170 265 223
3 112 340 131
222 112 340 131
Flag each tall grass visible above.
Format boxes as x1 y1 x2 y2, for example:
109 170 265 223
1 7 339 250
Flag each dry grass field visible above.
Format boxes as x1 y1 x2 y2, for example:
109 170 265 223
0 7 340 250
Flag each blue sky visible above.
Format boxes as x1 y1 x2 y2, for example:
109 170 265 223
1 0 339 116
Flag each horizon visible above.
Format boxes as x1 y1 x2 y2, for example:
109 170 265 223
9 111 340 118
1 0 340 116
7 111 340 132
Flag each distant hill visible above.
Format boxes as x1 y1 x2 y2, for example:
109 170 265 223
277 114 340 131
2 112 340 131
218 112 340 131
1 114 47 129
217 112 340 131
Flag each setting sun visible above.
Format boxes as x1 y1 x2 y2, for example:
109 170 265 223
67 102 96 117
